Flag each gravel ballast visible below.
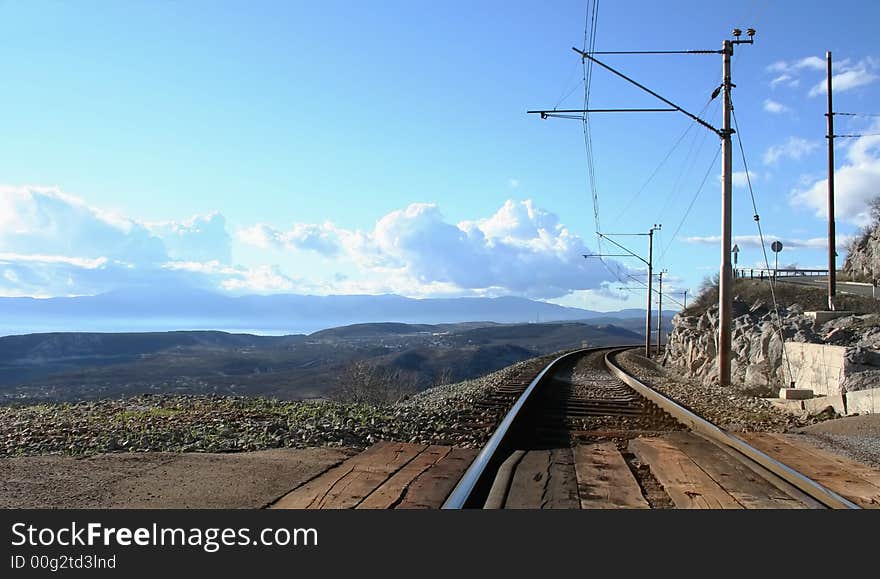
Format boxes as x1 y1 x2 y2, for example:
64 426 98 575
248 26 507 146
614 349 812 432
1 354 556 457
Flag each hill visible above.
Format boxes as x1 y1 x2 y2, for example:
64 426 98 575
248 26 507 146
0 321 641 403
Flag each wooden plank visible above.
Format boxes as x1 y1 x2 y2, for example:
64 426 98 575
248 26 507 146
545 448 580 509
738 432 880 509
629 437 743 509
271 441 424 509
356 445 452 509
504 450 551 509
395 447 478 509
758 433 880 490
663 432 805 509
573 442 649 509
503 449 580 509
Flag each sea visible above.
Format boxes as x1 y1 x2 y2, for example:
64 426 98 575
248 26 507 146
0 318 334 338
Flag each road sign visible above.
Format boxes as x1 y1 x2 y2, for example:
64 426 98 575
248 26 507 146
771 241 783 253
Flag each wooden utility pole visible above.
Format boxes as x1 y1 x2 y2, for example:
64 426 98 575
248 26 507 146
532 29 752 381
827 51 837 311
589 227 661 356
646 228 655 356
656 269 667 355
718 39 734 388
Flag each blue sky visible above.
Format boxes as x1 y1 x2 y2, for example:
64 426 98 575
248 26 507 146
1 0 879 312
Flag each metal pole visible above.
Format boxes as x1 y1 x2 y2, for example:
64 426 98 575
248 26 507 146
827 50 837 311
645 229 654 357
656 271 664 355
718 40 734 388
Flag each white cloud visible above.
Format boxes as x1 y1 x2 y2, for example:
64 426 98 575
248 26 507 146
766 55 877 96
731 171 758 188
237 222 340 256
770 74 799 88
763 99 790 114
0 185 166 264
790 127 880 226
147 212 232 264
508 178 520 188
0 185 233 296
763 137 820 165
239 199 624 299
684 234 854 251
809 59 878 97
0 186 621 300
794 56 826 71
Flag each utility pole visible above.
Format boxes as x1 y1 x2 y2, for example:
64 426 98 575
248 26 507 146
826 50 837 311
532 28 753 385
718 39 735 389
717 29 753 388
646 227 656 356
656 269 667 355
586 225 660 357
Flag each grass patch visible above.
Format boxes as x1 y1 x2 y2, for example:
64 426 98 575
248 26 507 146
684 278 880 317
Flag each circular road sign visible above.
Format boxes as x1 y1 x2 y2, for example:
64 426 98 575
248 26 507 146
771 241 783 253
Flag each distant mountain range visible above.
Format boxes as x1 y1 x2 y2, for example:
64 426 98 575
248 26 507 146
0 288 662 335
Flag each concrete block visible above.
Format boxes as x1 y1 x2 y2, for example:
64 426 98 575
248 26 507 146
779 388 814 400
802 394 846 416
784 342 846 396
804 311 853 324
768 398 805 415
845 388 880 415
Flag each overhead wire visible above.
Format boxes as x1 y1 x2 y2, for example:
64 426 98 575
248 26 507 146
731 102 795 387
660 142 722 260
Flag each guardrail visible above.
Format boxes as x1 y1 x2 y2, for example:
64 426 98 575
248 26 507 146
734 268 828 279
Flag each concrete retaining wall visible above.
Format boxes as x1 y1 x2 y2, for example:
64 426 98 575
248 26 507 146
846 388 880 414
784 342 846 396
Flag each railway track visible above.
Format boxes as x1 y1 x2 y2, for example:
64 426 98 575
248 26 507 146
443 346 860 509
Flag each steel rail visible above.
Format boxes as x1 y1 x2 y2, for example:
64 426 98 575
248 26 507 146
441 346 611 509
603 350 860 509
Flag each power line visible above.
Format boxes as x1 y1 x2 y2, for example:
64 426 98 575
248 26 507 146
731 103 794 387
660 143 722 259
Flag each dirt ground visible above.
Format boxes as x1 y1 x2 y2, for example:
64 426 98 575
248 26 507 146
0 447 353 509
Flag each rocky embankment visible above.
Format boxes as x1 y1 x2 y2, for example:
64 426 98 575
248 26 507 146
663 300 880 395
844 200 880 281
0 355 552 457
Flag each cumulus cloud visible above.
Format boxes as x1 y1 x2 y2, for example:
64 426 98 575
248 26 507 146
763 99 790 114
238 199 622 299
763 137 820 165
0 186 619 300
790 127 880 226
809 58 878 97
0 185 233 296
147 212 232 263
0 185 165 264
237 222 340 256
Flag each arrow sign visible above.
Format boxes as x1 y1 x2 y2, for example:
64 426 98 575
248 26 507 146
771 240 783 253
732 244 739 266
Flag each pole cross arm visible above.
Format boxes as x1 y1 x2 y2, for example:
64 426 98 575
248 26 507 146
572 47 722 137
597 233 650 266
